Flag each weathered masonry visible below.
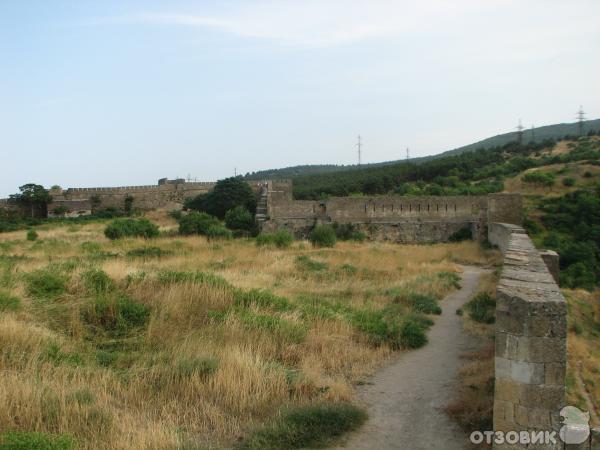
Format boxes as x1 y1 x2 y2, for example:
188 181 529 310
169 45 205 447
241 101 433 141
261 180 523 242
489 223 599 450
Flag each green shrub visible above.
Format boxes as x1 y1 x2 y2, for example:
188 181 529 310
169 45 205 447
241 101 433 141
400 317 428 348
522 217 543 235
185 177 257 219
522 171 555 186
0 431 76 450
168 210 183 221
234 289 294 312
205 224 233 240
404 292 441 315
25 269 68 299
178 212 221 236
238 403 366 449
295 255 328 272
238 310 307 343
81 269 114 294
465 292 496 324
448 227 472 242
309 225 337 248
82 295 150 334
331 223 366 242
225 206 255 232
126 247 169 258
26 229 38 241
256 230 294 248
104 218 159 240
156 270 231 289
562 177 576 187
0 291 21 311
176 357 219 379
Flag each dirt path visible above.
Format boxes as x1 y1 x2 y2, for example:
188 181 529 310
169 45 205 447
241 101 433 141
336 266 487 450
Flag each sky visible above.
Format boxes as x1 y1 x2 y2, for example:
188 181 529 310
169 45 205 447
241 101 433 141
1 0 599 196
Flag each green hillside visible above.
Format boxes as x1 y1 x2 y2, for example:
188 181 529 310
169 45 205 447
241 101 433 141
244 119 600 180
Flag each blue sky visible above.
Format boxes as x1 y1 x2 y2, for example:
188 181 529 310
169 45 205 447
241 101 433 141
1 0 599 196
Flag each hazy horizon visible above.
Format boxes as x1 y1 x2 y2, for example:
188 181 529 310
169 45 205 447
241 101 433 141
2 0 599 196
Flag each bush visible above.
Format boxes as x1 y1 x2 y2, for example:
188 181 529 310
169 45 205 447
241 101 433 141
309 225 337 248
126 247 169 258
225 206 255 232
331 223 366 242
522 171 555 186
82 295 150 335
185 177 256 219
25 269 68 299
104 218 159 240
404 292 442 315
168 210 183 221
0 431 76 450
26 229 38 241
400 317 428 349
465 292 496 324
256 230 294 248
0 291 21 311
178 212 221 236
295 255 328 272
562 177 576 187
238 403 367 449
448 227 472 242
205 225 233 240
81 269 114 294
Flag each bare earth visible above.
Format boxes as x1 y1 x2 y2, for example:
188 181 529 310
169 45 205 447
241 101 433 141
336 266 486 450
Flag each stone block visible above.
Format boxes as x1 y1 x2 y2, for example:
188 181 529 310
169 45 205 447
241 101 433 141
519 384 565 410
545 362 566 386
510 360 545 384
516 336 566 363
496 357 512 379
591 428 600 450
494 399 516 423
496 378 522 404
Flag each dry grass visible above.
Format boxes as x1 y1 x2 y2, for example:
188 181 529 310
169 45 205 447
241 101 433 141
0 218 497 449
564 288 600 426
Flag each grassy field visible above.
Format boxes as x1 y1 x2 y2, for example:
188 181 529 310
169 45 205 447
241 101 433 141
0 216 496 449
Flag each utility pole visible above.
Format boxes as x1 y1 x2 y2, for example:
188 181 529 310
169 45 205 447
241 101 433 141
576 106 586 136
516 119 525 145
357 135 362 165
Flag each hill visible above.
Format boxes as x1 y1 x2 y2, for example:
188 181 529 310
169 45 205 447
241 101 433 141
244 119 600 180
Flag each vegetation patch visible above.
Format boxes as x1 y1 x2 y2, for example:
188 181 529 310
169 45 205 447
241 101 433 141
82 295 150 335
126 246 170 258
104 218 159 240
309 225 337 248
156 270 232 289
234 289 294 312
176 356 219 379
465 292 496 324
0 430 76 450
295 255 328 273
25 269 69 299
237 310 307 344
0 290 21 311
256 230 294 248
81 268 114 295
237 403 367 449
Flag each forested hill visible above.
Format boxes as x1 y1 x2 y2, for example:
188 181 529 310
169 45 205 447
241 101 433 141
243 119 600 180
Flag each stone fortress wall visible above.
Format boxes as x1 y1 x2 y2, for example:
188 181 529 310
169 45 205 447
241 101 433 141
262 179 523 242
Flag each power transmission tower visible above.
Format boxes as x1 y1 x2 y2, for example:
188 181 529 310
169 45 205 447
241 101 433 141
576 106 586 136
357 135 362 165
406 148 410 161
531 124 535 142
234 167 237 177
516 119 525 145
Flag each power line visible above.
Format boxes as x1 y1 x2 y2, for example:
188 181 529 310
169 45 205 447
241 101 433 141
576 105 586 136
516 118 525 145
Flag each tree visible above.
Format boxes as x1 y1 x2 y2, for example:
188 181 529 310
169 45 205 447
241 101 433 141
186 177 256 219
224 206 255 232
9 184 52 218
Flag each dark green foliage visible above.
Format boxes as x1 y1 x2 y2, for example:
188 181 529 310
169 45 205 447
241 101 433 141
522 217 542 235
82 295 150 335
331 222 366 242
0 290 21 311
238 403 367 450
185 177 256 219
178 212 221 236
562 177 576 187
25 269 68 299
104 218 159 240
309 225 337 248
225 206 255 232
81 269 114 294
539 186 600 289
448 227 472 242
156 270 231 289
26 229 38 241
256 230 294 248
295 256 328 272
123 195 134 214
51 205 69 217
205 224 233 240
168 209 183 221
0 431 76 450
93 207 124 219
465 292 496 324
522 171 555 186
9 183 52 218
403 292 442 315
176 357 219 379
400 317 428 349
237 310 306 343
126 246 169 258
